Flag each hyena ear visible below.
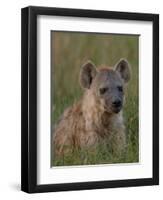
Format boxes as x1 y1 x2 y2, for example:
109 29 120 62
115 59 131 83
79 61 97 89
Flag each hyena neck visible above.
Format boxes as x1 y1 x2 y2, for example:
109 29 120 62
81 90 121 132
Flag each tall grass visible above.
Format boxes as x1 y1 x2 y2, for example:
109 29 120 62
51 31 139 166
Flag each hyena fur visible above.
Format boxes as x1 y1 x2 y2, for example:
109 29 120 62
53 59 131 156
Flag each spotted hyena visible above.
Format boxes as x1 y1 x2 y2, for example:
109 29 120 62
53 59 131 157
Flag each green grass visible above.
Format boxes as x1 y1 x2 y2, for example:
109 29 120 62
52 31 139 166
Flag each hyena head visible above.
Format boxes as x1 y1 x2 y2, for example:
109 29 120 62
80 59 131 114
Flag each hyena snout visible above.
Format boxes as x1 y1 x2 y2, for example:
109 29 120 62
112 99 122 108
112 99 123 113
103 96 123 114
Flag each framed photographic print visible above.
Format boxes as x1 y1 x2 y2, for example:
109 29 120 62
21 6 159 193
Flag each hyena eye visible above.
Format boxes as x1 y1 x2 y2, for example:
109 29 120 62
117 86 123 92
99 87 108 95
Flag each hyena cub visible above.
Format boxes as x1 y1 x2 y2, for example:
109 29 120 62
53 59 131 156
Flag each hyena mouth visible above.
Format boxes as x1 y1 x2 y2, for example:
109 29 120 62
104 103 122 113
112 106 122 113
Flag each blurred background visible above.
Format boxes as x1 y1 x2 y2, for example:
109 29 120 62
51 31 139 165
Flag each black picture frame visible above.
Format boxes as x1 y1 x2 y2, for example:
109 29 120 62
21 6 159 193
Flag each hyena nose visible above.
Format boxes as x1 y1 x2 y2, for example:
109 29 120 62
112 100 122 108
